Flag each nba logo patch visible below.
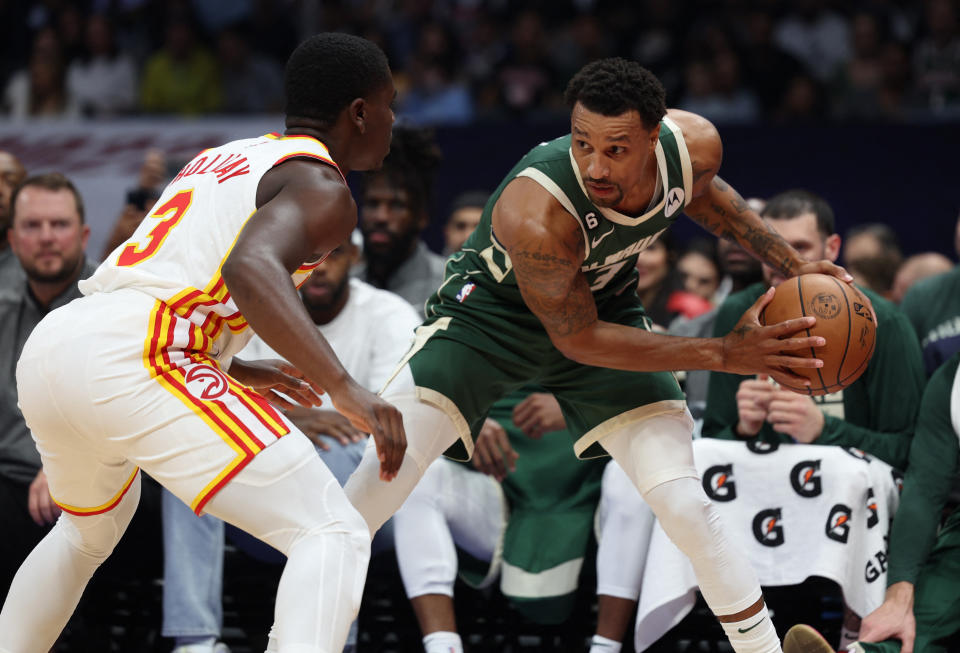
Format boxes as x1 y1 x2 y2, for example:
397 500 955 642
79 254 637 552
456 282 476 303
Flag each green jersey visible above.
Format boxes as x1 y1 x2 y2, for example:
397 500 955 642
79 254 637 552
432 116 693 318
900 266 960 376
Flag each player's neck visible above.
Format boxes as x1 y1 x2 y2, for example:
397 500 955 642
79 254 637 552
613 152 659 217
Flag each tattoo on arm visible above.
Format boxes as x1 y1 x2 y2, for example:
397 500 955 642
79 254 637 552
511 240 597 338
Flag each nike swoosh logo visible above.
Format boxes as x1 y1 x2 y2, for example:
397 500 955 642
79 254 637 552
738 619 765 634
591 226 615 248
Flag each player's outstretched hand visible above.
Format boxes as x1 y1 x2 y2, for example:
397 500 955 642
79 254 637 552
230 357 324 409
859 582 916 653
721 287 826 388
797 260 878 326
512 393 566 439
472 418 518 481
330 383 406 481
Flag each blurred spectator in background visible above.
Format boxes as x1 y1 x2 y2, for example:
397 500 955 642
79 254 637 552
774 72 828 122
398 21 474 126
354 126 445 310
3 26 79 120
740 9 804 116
67 13 137 117
140 10 220 115
442 190 487 256
913 0 960 116
774 0 852 82
676 239 721 304
0 151 27 274
843 223 903 297
900 213 960 375
550 13 613 83
830 11 890 120
216 22 283 113
891 252 954 304
101 149 167 259
634 230 680 330
56 4 86 65
680 49 760 124
492 10 562 120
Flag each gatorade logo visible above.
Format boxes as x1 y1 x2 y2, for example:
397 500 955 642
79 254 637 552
790 460 822 498
826 504 852 543
752 508 785 547
865 488 879 529
703 464 737 502
891 469 904 493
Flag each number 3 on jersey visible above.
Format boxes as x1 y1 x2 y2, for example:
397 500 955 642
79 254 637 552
116 189 193 267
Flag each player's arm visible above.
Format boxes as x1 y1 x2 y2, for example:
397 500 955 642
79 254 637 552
222 160 405 478
672 109 851 282
494 177 823 385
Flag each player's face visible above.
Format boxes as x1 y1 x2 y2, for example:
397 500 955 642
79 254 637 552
443 206 482 253
570 102 658 211
762 213 838 287
301 243 357 313
9 187 89 283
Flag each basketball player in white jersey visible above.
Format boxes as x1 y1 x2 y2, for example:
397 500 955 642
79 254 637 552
0 33 405 653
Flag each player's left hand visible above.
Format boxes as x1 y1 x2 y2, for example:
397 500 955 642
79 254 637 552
766 388 824 443
472 418 518 481
230 358 324 409
28 470 61 526
512 393 566 439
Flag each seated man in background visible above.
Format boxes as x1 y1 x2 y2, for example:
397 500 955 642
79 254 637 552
842 223 903 298
161 238 420 653
704 189 924 649
394 389 604 653
785 351 960 653
442 190 488 255
0 150 27 284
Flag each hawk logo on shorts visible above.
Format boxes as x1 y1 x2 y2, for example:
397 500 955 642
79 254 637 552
826 504 852 543
790 460 822 498
703 464 737 502
184 365 230 400
752 508 784 547
664 187 684 217
456 282 476 303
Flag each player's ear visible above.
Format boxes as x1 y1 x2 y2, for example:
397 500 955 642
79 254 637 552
648 123 661 151
825 234 842 263
349 97 367 134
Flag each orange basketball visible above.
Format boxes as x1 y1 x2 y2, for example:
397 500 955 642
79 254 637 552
760 273 876 396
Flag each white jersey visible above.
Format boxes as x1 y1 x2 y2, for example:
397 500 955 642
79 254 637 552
81 132 342 360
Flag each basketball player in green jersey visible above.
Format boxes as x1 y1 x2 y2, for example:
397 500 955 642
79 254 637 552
345 58 857 653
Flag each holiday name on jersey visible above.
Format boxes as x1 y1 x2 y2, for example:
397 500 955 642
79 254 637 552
173 152 251 185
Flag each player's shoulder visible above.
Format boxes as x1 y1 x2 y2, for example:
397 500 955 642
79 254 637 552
903 265 960 305
665 109 720 148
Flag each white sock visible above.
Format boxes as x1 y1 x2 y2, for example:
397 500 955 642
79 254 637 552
589 634 623 653
718 609 781 653
422 630 463 653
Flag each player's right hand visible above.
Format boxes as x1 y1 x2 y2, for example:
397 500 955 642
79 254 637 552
721 286 826 388
859 582 916 653
330 383 406 481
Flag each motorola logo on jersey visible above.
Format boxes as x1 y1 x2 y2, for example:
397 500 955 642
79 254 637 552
184 365 230 401
790 460 822 498
746 439 779 455
752 508 784 547
843 447 873 463
866 488 879 529
826 504 852 543
703 464 737 502
664 187 684 217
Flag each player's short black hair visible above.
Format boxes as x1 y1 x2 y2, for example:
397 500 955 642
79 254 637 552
762 189 835 237
564 58 666 130
363 126 442 218
284 32 391 125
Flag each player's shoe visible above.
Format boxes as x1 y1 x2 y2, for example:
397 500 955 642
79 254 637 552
783 624 835 653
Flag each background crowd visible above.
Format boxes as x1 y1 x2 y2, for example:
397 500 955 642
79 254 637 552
0 1 958 653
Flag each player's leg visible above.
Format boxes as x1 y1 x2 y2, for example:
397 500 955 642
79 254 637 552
592 460 657 653
345 330 521 536
601 409 781 653
394 458 504 653
161 487 226 650
192 432 369 653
